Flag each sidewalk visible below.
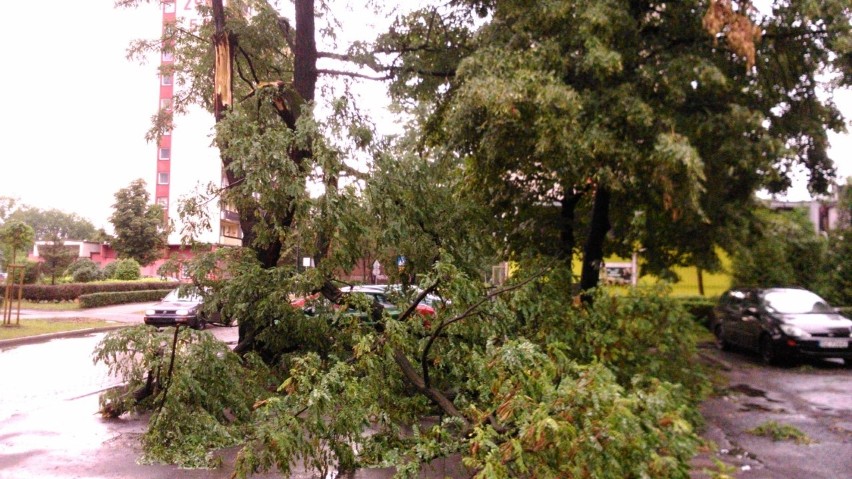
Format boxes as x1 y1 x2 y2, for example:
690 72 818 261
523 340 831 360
0 302 157 348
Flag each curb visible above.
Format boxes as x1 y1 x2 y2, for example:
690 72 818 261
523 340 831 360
0 324 130 348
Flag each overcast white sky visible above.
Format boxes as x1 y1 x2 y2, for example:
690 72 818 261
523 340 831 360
0 1 849 232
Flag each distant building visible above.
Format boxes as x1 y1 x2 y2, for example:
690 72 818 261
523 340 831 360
29 240 204 278
155 1 241 248
767 182 849 235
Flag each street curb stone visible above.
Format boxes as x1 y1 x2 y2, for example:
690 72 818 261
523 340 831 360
0 324 128 348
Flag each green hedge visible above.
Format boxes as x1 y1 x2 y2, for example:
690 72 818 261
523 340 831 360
21 282 178 302
676 295 716 327
79 290 172 308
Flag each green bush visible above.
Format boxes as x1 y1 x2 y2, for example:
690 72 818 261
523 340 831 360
113 259 141 281
676 295 716 327
79 289 169 308
67 258 101 283
22 260 42 284
101 261 119 280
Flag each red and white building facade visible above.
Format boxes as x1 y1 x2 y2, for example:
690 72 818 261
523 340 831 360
156 0 241 248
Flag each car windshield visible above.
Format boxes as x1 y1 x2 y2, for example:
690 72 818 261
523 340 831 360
763 290 834 314
162 288 203 303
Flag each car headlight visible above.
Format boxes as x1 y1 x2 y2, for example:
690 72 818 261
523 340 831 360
176 308 190 316
145 309 155 316
779 324 810 338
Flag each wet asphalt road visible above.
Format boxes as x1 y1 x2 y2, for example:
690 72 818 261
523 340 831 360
692 345 852 479
1 305 850 478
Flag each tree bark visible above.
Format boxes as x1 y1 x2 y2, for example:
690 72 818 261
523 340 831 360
559 191 583 274
580 186 611 297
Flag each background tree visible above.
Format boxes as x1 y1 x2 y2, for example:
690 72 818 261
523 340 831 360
109 179 167 266
379 0 850 293
731 207 826 288
0 220 35 268
38 235 76 285
0 196 16 224
7 206 97 241
818 180 852 305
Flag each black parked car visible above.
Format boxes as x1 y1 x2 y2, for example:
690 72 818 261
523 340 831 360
144 288 220 330
712 287 852 365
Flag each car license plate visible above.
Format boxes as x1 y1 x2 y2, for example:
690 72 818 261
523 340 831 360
819 339 849 349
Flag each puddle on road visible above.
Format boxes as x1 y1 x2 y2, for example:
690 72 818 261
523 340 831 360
727 383 767 397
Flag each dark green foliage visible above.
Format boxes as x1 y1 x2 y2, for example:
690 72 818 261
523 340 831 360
66 258 102 283
38 237 76 285
0 220 35 267
732 207 826 288
79 290 171 308
101 261 119 280
7 206 97 241
20 260 41 285
820 229 852 306
113 258 142 281
816 183 852 305
383 0 849 285
109 179 167 266
676 296 717 327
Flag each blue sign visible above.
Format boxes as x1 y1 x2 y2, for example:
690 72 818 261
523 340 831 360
396 255 407 267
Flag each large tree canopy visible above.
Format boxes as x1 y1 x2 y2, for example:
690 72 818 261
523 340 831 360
7 206 98 241
109 179 167 266
378 0 850 284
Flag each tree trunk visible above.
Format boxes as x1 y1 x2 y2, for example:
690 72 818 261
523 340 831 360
559 191 583 278
212 0 320 350
697 267 705 296
580 186 611 297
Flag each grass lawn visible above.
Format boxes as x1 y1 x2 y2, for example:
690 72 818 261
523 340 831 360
13 300 81 311
0 318 110 341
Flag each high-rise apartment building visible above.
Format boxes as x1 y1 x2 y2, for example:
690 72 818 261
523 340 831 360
155 1 241 247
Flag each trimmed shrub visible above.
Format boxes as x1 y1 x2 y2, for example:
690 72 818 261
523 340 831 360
21 281 179 302
101 261 119 280
114 259 141 281
79 289 170 308
67 258 101 283
676 295 716 327
22 260 42 284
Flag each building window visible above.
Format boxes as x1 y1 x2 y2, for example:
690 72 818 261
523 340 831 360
162 50 174 62
156 197 169 209
159 148 171 160
161 74 172 86
163 129 171 136
160 98 172 111
163 1 176 13
158 172 170 185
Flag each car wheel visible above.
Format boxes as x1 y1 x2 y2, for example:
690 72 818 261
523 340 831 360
714 325 729 351
759 335 781 366
191 317 206 330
